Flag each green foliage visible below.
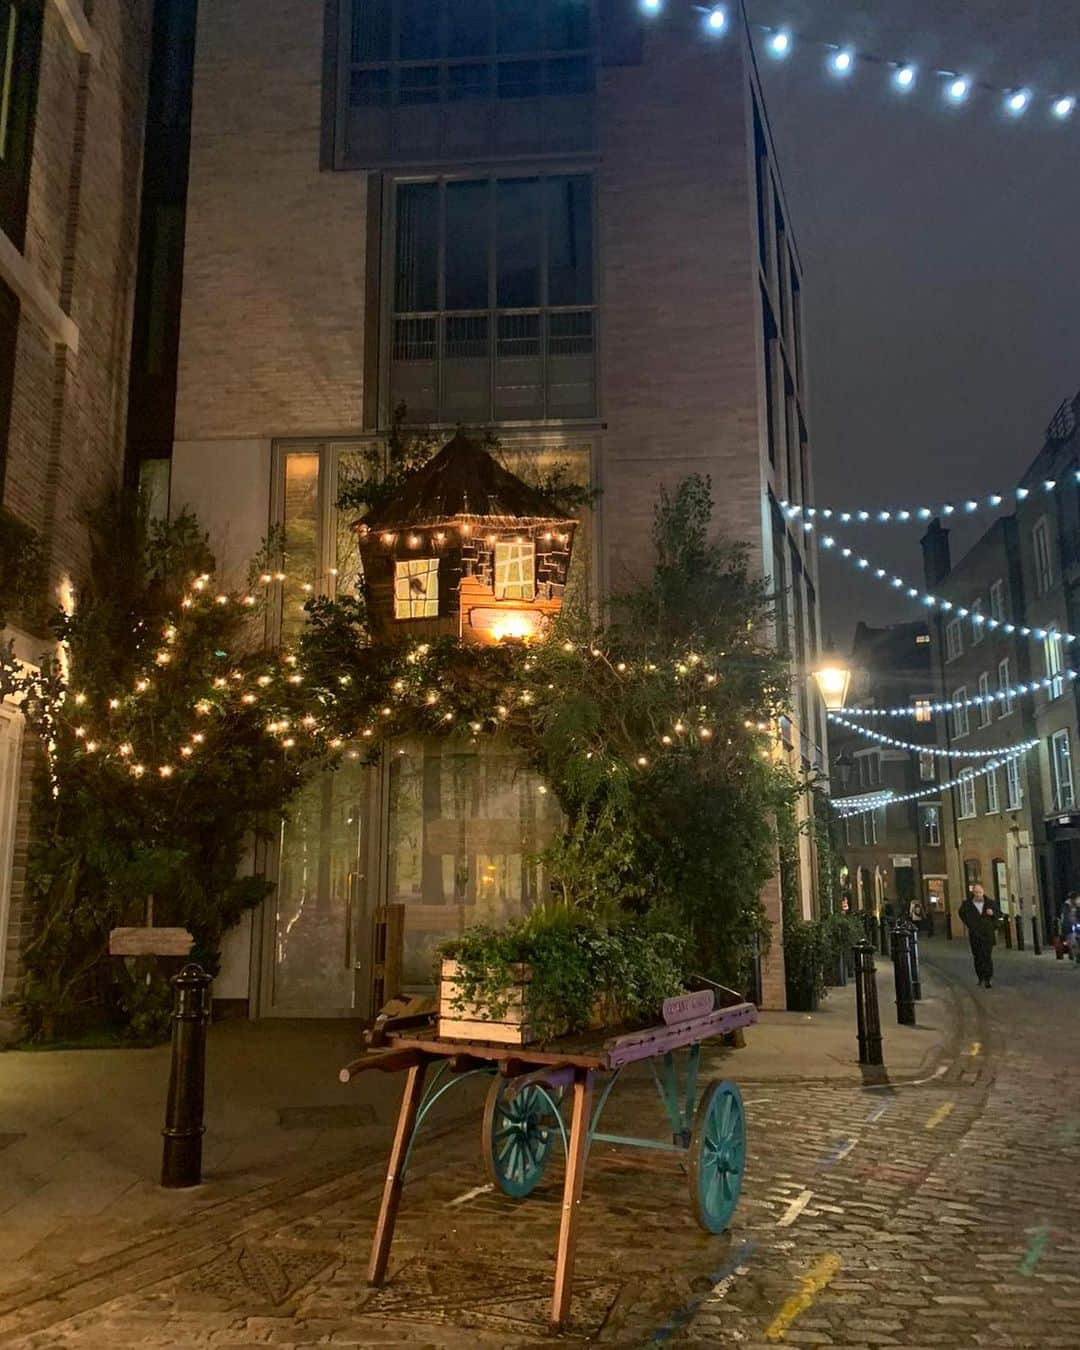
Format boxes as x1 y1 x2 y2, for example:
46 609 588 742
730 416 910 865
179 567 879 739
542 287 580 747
820 911 862 966
813 789 844 915
783 918 827 1009
0 509 47 630
439 905 687 1043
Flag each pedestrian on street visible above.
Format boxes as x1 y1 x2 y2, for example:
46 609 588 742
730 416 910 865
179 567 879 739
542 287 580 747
960 883 997 988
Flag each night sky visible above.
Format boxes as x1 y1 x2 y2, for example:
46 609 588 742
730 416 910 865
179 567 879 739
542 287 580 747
746 0 1080 645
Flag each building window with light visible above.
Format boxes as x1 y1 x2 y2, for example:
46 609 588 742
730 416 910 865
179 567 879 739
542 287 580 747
1033 517 1053 594
914 697 932 724
945 618 963 662
394 557 440 618
921 804 941 846
977 672 992 727
1051 729 1075 812
956 772 977 820
970 598 984 644
951 688 969 738
985 768 999 814
998 658 1014 715
1044 630 1065 700
989 578 1006 622
494 538 536 599
1005 755 1023 810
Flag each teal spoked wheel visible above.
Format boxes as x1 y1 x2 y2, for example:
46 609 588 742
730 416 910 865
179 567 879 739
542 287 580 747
483 1076 560 1199
688 1080 746 1233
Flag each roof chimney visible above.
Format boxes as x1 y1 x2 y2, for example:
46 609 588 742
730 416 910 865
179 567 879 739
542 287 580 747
921 519 951 588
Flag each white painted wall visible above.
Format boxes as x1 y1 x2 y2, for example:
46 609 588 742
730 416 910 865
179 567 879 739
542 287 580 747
170 438 273 587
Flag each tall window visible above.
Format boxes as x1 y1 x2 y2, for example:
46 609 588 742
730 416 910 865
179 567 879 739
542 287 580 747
1033 517 1052 593
921 804 941 846
1051 729 1075 811
956 772 977 820
945 618 963 661
998 658 1014 715
970 599 984 644
1044 629 1065 700
918 750 936 781
862 810 877 846
951 688 969 738
914 697 932 724
985 768 999 814
391 173 596 423
0 0 42 248
989 579 1006 622
978 672 992 727
493 539 535 599
1005 755 1022 809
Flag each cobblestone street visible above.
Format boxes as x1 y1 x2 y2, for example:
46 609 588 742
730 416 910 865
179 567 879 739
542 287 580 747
1 938 1078 1348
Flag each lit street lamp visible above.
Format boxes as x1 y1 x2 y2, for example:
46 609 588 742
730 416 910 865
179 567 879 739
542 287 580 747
813 659 852 711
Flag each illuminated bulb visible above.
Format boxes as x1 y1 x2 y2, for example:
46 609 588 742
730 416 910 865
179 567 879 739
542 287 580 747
159 765 175 777
288 674 302 684
260 573 273 584
155 651 172 665
1053 96 1076 119
330 567 338 576
274 571 286 582
243 595 256 606
119 742 133 757
497 705 508 717
135 679 149 692
640 0 661 11
662 735 673 745
1006 88 1030 115
381 706 392 716
393 679 405 691
257 675 272 686
163 626 177 641
193 578 206 591
302 716 317 728
443 713 453 723
538 784 548 795
894 64 916 90
85 741 98 753
192 733 205 744
74 726 86 738
675 721 686 733
470 722 482 733
700 727 713 739
768 29 791 57
302 582 314 593
282 737 296 748
637 756 649 767
486 534 497 546
705 5 726 34
109 698 120 709
74 692 87 705
132 764 146 777
435 532 446 544
562 641 574 652
616 662 627 672
241 693 257 704
212 678 227 689
330 737 343 749
181 597 194 608
426 692 439 704
947 77 969 103
181 746 193 757
830 47 853 76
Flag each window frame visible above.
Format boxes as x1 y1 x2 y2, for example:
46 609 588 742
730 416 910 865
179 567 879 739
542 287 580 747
951 687 969 739
970 598 984 644
998 657 1014 716
945 618 963 662
1033 516 1053 594
920 803 941 847
493 537 536 599
977 672 992 727
989 578 1005 622
384 169 599 426
918 750 936 782
956 771 977 820
914 697 932 724
1051 728 1075 812
1005 755 1022 810
985 767 999 814
1044 629 1065 701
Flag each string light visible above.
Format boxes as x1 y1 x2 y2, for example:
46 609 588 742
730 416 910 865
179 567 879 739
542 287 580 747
840 671 1077 719
780 477 1060 526
704 5 727 35
828 712 1039 760
829 47 854 77
946 76 970 104
1006 88 1031 116
894 64 916 91
1053 96 1076 120
818 533 1079 644
836 746 1034 818
767 29 791 57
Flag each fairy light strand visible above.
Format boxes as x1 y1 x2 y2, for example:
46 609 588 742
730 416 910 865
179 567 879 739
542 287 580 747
837 671 1077 719
835 745 1034 818
780 476 1069 526
828 711 1039 760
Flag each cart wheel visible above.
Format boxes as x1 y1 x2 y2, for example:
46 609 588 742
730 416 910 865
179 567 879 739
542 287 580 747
483 1076 559 1198
688 1080 746 1233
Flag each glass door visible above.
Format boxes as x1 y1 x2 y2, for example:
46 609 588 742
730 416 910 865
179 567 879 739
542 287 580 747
266 751 376 1016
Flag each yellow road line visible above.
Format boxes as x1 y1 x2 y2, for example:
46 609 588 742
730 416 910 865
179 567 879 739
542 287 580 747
765 1252 842 1341
925 1102 955 1130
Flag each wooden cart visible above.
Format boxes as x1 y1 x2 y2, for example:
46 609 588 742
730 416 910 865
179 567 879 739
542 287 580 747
340 993 758 1329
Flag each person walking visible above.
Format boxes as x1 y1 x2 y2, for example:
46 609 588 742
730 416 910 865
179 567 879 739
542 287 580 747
959 883 997 988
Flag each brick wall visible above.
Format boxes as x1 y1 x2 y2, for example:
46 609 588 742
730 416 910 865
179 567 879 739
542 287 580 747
1 0 153 1006
2 730 35 1003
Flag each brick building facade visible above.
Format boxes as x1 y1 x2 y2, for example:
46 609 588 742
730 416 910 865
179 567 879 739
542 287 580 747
0 0 153 1006
155 0 826 1015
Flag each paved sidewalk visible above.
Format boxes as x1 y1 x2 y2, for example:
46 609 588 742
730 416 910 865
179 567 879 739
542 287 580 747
0 944 952 1324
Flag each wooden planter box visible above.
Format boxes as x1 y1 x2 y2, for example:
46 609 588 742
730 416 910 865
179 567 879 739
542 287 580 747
438 959 536 1044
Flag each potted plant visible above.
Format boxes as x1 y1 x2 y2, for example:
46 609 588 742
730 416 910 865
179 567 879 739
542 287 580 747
783 918 827 1012
437 905 687 1046
821 911 861 987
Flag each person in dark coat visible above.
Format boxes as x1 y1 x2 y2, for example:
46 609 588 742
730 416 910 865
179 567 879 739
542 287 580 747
959 883 997 988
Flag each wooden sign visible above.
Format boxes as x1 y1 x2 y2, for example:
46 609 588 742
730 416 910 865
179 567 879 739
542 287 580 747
108 927 194 957
662 989 715 1024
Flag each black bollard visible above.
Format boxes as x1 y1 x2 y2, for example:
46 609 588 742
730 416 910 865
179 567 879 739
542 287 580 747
905 920 922 1001
879 913 889 958
1015 914 1025 951
891 921 916 1026
1002 916 1013 950
161 963 212 1188
853 939 883 1066
1032 913 1042 956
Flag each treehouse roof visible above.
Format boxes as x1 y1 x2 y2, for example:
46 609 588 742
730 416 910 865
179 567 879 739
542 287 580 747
356 432 576 533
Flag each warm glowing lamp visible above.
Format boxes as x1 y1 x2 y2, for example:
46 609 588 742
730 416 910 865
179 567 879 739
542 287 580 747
813 662 851 711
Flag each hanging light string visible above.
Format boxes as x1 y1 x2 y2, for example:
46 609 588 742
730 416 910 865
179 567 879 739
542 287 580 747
816 532 1080 644
642 3 1079 124
837 670 1077 719
834 745 1033 818
781 476 1068 527
828 711 1039 760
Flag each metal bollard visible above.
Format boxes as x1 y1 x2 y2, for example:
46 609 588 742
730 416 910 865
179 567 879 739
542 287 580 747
1032 913 1042 955
879 914 889 958
891 921 916 1026
1015 914 1025 951
906 920 922 1001
853 939 883 1066
1002 916 1013 950
161 963 212 1188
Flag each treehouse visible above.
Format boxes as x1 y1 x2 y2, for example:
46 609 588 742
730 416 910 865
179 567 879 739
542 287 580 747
355 431 578 644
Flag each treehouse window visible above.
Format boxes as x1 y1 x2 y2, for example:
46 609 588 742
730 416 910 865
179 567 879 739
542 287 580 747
494 539 535 599
395 558 440 617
